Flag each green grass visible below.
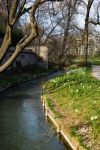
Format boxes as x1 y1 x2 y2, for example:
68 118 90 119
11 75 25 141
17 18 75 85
44 68 100 150
74 56 100 65
89 56 100 65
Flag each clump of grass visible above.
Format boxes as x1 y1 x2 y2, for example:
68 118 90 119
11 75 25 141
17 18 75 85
44 68 100 150
69 64 77 70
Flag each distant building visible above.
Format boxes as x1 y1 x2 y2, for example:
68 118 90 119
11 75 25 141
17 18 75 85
76 35 100 56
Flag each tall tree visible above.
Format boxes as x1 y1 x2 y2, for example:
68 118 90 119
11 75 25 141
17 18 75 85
84 0 94 63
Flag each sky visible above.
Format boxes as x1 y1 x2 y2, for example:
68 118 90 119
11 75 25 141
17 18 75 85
76 0 100 32
21 0 100 35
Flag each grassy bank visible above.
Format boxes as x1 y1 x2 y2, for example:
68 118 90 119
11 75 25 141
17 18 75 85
43 68 100 150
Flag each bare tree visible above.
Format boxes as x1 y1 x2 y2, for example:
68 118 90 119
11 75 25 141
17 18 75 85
0 0 44 73
61 0 80 67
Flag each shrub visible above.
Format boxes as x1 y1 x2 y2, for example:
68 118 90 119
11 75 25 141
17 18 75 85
0 24 24 45
0 24 6 37
12 27 24 45
95 50 100 56
69 64 77 70
77 61 91 68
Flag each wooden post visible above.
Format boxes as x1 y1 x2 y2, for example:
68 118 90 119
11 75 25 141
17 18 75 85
46 108 49 117
42 98 45 107
57 124 61 134
76 144 79 150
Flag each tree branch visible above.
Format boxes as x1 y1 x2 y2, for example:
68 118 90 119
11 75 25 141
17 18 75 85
73 24 84 33
89 20 100 25
9 0 19 25
14 0 26 23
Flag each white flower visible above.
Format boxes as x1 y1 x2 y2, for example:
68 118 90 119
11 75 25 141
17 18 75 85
91 117 94 120
91 116 98 121
94 116 98 119
76 89 78 92
75 109 79 112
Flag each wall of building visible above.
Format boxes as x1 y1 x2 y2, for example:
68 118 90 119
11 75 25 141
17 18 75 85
28 46 48 69
2 46 48 69
2 51 37 69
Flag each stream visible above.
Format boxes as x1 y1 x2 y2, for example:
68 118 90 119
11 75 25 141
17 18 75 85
0 78 68 150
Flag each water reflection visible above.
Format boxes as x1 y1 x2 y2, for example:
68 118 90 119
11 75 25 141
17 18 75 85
0 80 68 150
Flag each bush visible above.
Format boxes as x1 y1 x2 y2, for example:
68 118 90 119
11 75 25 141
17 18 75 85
0 24 24 45
95 50 100 56
68 54 76 60
0 24 6 37
69 64 77 70
12 27 24 45
77 61 91 68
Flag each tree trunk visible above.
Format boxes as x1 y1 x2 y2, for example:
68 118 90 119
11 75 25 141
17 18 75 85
62 1 71 68
0 24 12 61
0 45 21 72
84 0 94 63
84 9 89 63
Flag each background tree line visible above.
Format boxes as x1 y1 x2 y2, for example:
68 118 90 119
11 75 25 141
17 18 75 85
0 0 100 73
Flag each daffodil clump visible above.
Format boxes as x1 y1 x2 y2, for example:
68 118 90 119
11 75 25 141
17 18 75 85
44 68 100 150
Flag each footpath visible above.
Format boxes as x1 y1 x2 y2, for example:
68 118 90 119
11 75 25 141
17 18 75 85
92 65 100 80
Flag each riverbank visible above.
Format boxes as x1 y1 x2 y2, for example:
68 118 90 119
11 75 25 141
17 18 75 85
41 96 82 150
43 68 100 150
0 67 56 92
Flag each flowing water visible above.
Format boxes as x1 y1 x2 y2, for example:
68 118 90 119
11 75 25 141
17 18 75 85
0 79 68 150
